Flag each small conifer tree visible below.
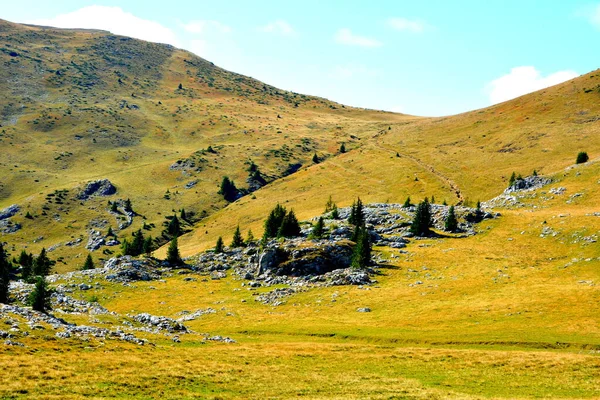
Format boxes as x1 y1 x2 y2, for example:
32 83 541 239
444 206 458 232
0 243 10 304
32 248 52 277
278 209 301 238
339 143 346 153
264 204 287 238
166 237 182 266
331 204 340 219
410 199 432 236
124 198 133 213
348 198 364 226
324 195 335 213
143 236 154 255
180 208 187 222
312 153 319 163
311 217 325 239
231 225 244 248
576 151 589 164
110 201 118 213
403 196 411 208
28 276 52 313
508 172 517 187
131 229 145 256
168 215 181 237
107 226 114 237
82 254 95 270
219 177 239 202
215 236 224 253
351 227 371 269
246 229 255 244
121 238 133 256
18 250 33 281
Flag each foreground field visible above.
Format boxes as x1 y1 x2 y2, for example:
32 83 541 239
2 163 600 399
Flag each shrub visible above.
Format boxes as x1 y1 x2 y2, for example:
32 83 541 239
576 151 589 164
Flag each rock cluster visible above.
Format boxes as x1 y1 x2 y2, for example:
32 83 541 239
77 179 117 200
130 313 188 333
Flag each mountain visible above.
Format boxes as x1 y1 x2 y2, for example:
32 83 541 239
0 19 410 269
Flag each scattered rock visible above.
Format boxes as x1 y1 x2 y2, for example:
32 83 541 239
356 307 371 313
0 204 19 220
77 179 117 200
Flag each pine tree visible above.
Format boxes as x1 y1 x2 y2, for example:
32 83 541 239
431 195 435 204
178 83 183 90
311 217 325 239
18 250 33 281
32 248 52 277
29 276 52 313
82 254 95 270
312 153 319 163
166 237 182 266
444 206 458 232
403 197 412 208
351 227 371 269
246 229 255 244
143 236 154 255
168 215 181 237
508 172 517 187
410 199 432 236
331 204 339 219
110 201 118 213
264 204 287 238
348 198 364 226
324 195 335 212
219 176 239 202
215 236 224 253
180 208 187 222
231 225 244 248
131 229 145 256
107 226 114 237
576 151 589 164
0 243 10 303
121 238 133 256
339 143 346 153
124 198 133 213
278 209 301 238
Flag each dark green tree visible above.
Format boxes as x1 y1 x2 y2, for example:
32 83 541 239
351 227 371 269
339 143 346 153
444 206 458 232
180 208 187 222
311 217 325 239
18 250 33 281
143 236 154 255
278 209 301 238
215 236 224 253
331 204 340 219
246 229 255 244
576 151 589 164
348 198 365 227
124 198 133 213
508 172 517 187
0 243 10 303
263 204 287 238
32 248 53 277
110 201 118 213
131 229 145 256
168 215 181 237
178 83 183 90
403 196 412 208
312 153 319 163
324 195 335 213
121 238 133 256
82 254 95 270
231 225 244 248
28 276 52 313
410 199 432 236
107 226 114 237
166 237 182 266
219 176 239 202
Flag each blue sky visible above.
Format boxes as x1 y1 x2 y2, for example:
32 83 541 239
3 1 599 116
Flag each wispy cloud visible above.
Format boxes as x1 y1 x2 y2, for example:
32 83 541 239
334 28 382 47
26 5 180 47
487 66 578 104
387 17 428 33
182 20 232 34
258 20 295 36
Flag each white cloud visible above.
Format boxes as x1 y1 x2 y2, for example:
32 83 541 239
387 17 427 33
26 5 180 47
182 20 231 34
331 65 379 80
259 20 295 36
334 28 382 47
487 66 578 104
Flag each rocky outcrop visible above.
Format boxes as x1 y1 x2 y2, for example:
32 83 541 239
504 176 552 194
0 204 19 220
77 179 117 200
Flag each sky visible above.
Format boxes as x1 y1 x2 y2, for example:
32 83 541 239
2 1 599 116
